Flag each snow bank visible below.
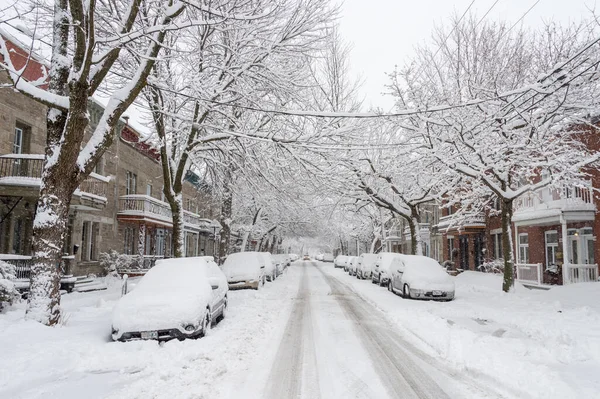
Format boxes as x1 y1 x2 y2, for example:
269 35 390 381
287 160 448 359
0 269 298 399
326 267 600 398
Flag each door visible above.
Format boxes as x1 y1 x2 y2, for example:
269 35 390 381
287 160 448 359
459 235 469 270
392 258 404 290
474 233 484 270
567 230 580 264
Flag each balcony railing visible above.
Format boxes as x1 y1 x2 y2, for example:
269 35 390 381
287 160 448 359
514 184 594 213
437 213 485 230
118 194 215 231
0 154 108 200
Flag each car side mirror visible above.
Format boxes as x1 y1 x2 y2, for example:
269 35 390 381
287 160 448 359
211 284 219 290
261 265 265 269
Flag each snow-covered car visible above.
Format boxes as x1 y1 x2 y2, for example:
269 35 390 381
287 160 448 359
350 256 361 276
357 253 378 279
334 255 348 269
111 257 228 342
272 254 287 276
345 256 356 273
289 253 299 261
223 252 266 290
372 252 401 286
260 252 277 281
388 255 455 301
315 254 324 261
323 254 334 263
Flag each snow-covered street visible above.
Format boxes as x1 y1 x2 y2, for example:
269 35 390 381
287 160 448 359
3 261 599 398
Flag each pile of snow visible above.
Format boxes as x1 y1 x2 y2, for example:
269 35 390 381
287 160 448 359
329 268 600 398
112 258 212 334
0 268 298 398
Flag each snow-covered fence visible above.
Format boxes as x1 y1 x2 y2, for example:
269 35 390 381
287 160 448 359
516 263 543 285
565 264 598 284
113 255 163 275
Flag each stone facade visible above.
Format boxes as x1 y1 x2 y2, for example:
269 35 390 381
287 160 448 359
0 47 219 277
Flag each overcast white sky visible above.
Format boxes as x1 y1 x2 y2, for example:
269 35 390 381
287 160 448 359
339 0 598 110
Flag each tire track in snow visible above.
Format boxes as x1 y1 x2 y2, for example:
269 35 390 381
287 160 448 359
314 264 450 399
264 263 321 399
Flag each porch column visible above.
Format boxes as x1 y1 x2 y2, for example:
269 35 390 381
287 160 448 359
560 214 569 284
138 223 146 257
514 224 519 264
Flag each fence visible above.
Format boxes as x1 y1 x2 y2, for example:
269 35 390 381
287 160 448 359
515 263 542 285
566 264 598 284
1 255 74 280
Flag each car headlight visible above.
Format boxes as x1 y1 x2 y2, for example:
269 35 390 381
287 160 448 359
184 324 196 332
111 326 119 336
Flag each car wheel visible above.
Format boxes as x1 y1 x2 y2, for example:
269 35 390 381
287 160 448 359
202 310 212 337
387 280 393 292
403 284 410 299
371 277 377 284
219 298 228 321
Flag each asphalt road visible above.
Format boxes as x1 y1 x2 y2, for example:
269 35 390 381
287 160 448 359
263 261 504 399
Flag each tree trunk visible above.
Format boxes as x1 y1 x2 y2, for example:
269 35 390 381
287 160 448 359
218 180 233 264
167 194 185 258
501 198 515 292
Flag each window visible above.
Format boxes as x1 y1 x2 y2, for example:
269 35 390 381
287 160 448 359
13 127 23 154
491 233 503 259
123 227 136 255
518 233 529 263
93 156 104 175
447 237 455 260
12 218 23 254
80 221 99 261
13 122 31 154
126 171 137 195
156 229 165 256
146 183 152 196
545 230 558 268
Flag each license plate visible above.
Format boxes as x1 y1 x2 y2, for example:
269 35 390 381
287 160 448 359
432 290 443 296
141 331 158 340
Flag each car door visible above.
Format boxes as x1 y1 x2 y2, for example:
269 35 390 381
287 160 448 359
206 261 225 317
392 258 405 290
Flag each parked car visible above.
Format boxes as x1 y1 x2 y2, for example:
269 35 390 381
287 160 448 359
222 252 266 290
323 254 334 263
315 254 324 261
260 252 277 281
344 256 356 273
388 255 455 301
289 253 299 261
111 257 228 342
334 255 348 268
350 257 361 276
372 252 400 286
272 254 287 276
357 253 378 279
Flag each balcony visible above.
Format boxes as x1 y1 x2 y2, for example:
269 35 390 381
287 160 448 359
118 194 219 232
513 184 595 225
0 154 109 207
437 213 485 231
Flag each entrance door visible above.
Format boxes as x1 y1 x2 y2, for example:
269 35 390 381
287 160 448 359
459 235 469 270
474 233 484 270
567 228 595 264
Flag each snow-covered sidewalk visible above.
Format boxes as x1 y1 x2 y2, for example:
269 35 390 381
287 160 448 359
0 271 298 399
324 266 600 399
